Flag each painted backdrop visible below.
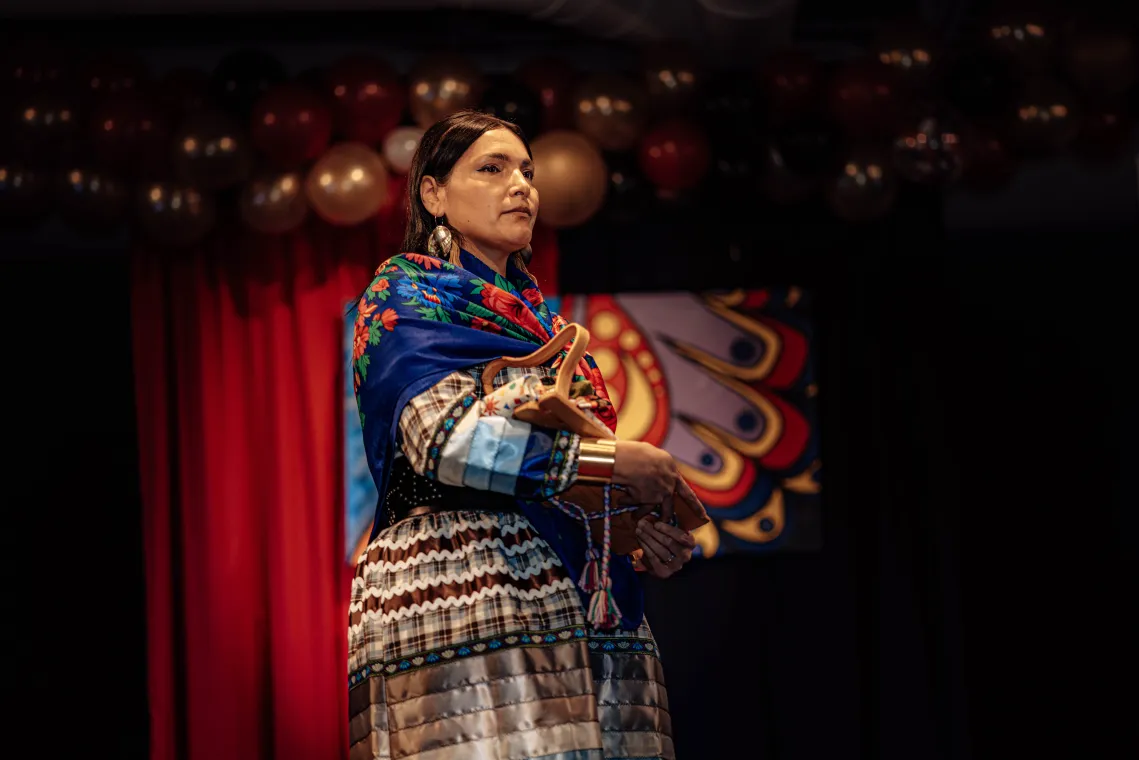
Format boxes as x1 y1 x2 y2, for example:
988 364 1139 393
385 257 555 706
345 288 821 563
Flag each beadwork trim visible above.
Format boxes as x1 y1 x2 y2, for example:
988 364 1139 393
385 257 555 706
541 429 577 497
587 635 659 657
349 624 590 687
423 391 477 480
349 625 660 689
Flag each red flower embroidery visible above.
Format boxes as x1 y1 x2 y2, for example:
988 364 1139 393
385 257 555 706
403 252 443 270
373 260 391 276
352 300 379 362
379 308 398 332
471 316 502 333
481 284 546 339
353 371 361 393
522 287 545 307
371 278 390 293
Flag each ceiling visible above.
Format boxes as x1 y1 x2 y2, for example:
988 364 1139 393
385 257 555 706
0 0 969 61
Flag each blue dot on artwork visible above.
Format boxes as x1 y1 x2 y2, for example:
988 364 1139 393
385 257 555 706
700 452 715 467
736 411 758 431
730 338 756 362
760 518 775 532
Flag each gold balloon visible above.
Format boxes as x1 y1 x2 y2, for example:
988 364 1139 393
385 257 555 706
573 73 648 152
136 182 217 248
240 171 308 234
407 55 485 129
304 142 390 226
172 110 252 191
531 130 608 228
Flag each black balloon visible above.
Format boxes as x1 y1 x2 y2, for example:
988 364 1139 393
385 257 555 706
757 140 816 205
1006 77 1084 156
709 142 759 186
0 163 52 222
1072 105 1132 164
699 71 762 141
768 120 840 178
825 148 898 222
9 90 83 165
872 22 942 93
892 105 966 185
601 151 653 222
58 167 130 233
210 49 287 117
478 76 542 138
943 49 1016 127
959 129 1016 194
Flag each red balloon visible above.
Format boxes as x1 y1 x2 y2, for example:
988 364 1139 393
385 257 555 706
250 84 333 168
90 92 172 178
638 120 710 193
828 59 901 137
517 56 580 132
325 55 405 145
758 49 823 124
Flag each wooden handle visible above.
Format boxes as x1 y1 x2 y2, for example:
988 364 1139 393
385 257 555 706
481 323 591 394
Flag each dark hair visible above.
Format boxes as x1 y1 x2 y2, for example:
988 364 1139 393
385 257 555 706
350 111 535 315
402 109 534 255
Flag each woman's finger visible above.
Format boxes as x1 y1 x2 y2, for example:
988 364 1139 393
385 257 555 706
653 521 696 548
637 523 678 565
637 544 673 578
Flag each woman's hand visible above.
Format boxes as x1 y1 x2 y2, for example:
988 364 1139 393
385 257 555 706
634 519 696 579
612 440 706 525
612 440 680 522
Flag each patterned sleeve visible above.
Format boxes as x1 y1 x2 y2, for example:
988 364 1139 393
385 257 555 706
397 365 581 500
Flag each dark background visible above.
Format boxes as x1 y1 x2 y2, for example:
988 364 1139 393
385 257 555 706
5 2 1138 758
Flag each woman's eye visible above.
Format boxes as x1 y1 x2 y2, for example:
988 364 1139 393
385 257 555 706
479 165 501 173
523 170 535 180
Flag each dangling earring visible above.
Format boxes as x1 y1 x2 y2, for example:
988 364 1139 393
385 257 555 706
426 216 452 258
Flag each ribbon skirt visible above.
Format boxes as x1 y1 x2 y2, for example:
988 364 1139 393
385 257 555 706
348 510 674 760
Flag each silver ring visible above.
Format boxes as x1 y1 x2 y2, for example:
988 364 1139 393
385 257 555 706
665 553 676 564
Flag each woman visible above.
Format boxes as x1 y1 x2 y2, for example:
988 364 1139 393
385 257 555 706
348 110 706 760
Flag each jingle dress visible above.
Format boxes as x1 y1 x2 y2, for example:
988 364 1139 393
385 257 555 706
348 250 673 760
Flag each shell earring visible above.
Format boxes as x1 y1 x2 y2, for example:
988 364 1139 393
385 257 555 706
426 217 453 258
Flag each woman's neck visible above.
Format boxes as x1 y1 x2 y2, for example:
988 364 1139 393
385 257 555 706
461 240 510 277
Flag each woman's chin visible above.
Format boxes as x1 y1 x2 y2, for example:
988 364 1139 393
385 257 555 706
503 231 533 251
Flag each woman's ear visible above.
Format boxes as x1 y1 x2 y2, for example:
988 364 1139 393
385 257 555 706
420 175 445 218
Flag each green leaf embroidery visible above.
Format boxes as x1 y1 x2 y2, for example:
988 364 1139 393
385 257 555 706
464 301 498 320
356 353 371 381
368 321 384 345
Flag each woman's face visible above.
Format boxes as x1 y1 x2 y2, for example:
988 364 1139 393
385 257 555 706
424 129 538 258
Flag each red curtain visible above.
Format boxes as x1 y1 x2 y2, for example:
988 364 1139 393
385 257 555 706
132 215 560 760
